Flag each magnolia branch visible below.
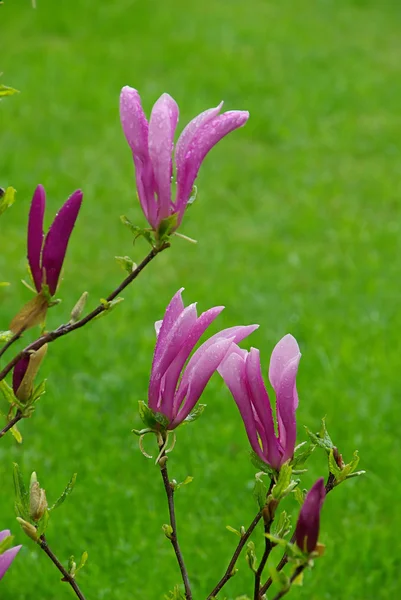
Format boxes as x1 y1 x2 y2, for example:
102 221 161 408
39 535 86 600
159 455 192 600
0 410 22 439
0 243 168 383
259 472 337 597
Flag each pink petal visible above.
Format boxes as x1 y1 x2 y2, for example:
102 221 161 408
269 334 300 400
148 93 179 224
41 190 83 295
27 184 46 292
161 306 224 421
274 355 301 463
119 86 157 227
0 531 11 543
218 350 264 459
175 110 249 224
171 337 235 426
175 102 223 177
149 303 198 410
245 349 283 469
0 545 22 581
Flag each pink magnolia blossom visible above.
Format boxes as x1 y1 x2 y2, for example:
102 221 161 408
295 478 326 553
28 184 83 296
218 334 301 471
0 530 21 581
120 87 249 231
148 288 258 429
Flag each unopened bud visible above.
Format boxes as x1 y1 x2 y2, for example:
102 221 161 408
13 344 48 402
29 479 48 522
162 524 173 539
70 292 88 323
16 517 39 542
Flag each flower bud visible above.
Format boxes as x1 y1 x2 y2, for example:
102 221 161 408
295 478 326 554
70 291 88 323
16 518 39 542
29 474 48 522
12 344 48 402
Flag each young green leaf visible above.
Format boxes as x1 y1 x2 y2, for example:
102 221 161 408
13 463 29 520
49 473 77 511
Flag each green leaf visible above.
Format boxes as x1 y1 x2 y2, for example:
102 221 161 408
115 256 136 274
249 451 276 477
305 418 334 455
246 541 257 573
272 510 292 539
291 442 316 469
13 463 29 520
31 379 47 403
0 85 19 98
253 472 268 509
49 473 77 511
293 486 305 506
226 525 242 538
173 476 194 491
0 534 14 555
157 213 178 242
120 215 155 246
36 509 49 537
138 400 169 429
0 330 14 343
182 404 206 424
272 463 294 500
329 449 363 484
76 551 88 574
0 187 16 215
0 380 15 404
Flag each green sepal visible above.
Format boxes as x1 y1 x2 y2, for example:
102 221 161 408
250 451 276 477
49 473 77 511
304 418 333 454
0 186 16 215
0 534 14 555
157 213 178 243
115 256 136 274
13 463 30 520
138 400 169 430
0 330 14 343
182 404 206 425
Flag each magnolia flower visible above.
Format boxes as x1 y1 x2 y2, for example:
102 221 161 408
295 478 326 553
120 87 249 231
0 530 21 581
28 184 83 296
148 288 258 429
218 334 301 471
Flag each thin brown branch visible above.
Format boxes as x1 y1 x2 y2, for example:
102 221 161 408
0 410 22 439
159 456 192 600
0 244 168 382
39 535 86 600
253 480 276 600
0 331 23 361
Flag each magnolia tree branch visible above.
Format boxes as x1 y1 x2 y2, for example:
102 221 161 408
0 244 168 382
253 508 275 598
0 409 22 439
159 456 192 600
0 332 21 361
39 535 86 600
259 473 337 597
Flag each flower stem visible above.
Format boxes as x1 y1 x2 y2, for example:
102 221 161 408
39 535 86 600
0 410 22 439
0 244 168 382
0 331 22 361
159 456 192 600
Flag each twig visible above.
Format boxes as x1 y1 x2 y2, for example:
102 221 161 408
0 244 168 382
207 510 263 599
159 456 192 600
259 473 336 596
0 410 22 439
0 331 23 361
270 565 305 600
39 535 86 600
253 480 276 600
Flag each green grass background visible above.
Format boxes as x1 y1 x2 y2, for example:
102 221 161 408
1 0 401 598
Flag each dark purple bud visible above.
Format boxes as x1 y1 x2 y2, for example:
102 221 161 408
27 185 46 292
295 478 326 553
12 356 30 396
41 190 83 295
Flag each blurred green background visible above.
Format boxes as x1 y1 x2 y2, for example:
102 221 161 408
1 0 400 598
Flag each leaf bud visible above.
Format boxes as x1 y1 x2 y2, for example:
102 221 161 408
16 517 39 542
70 291 88 323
